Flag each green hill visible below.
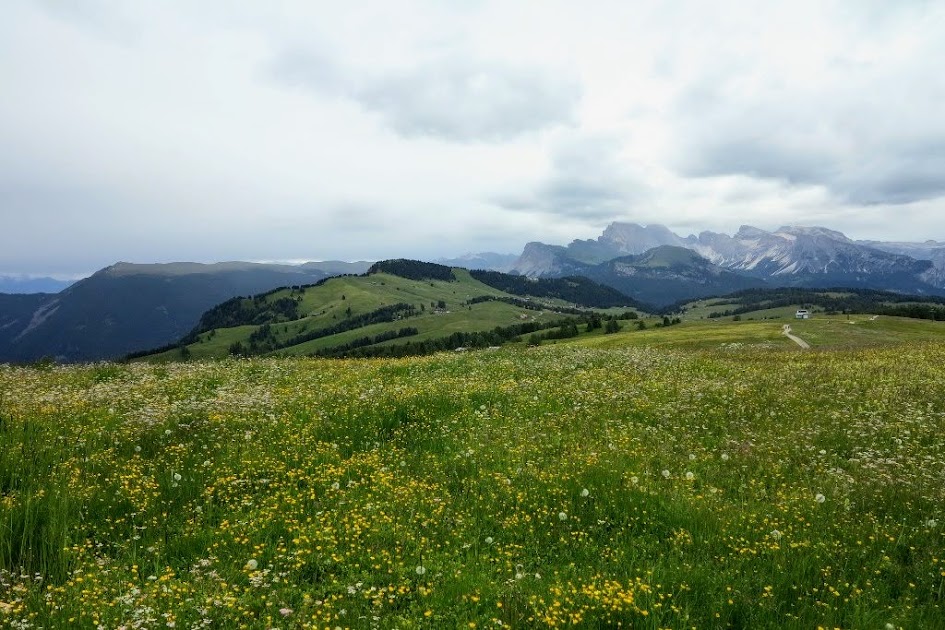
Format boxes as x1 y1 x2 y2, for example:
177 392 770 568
135 261 640 361
0 261 370 363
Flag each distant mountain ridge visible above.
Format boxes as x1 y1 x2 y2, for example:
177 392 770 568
434 252 518 272
0 275 75 294
509 245 765 306
0 260 369 363
5 223 945 362
508 222 945 297
581 246 766 305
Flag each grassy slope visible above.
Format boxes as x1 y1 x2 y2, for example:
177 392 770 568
3 342 945 628
790 315 945 349
146 269 547 360
568 314 945 351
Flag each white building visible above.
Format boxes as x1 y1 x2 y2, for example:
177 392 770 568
795 309 810 319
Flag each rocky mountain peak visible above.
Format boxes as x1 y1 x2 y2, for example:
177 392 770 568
599 222 683 253
775 226 852 242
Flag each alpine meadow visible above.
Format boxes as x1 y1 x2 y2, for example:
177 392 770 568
5 1 945 629
2 322 945 628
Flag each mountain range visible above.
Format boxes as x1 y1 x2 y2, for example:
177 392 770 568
506 223 945 303
4 221 945 363
0 275 75 294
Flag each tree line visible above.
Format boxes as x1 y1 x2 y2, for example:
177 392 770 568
469 270 639 309
367 259 456 282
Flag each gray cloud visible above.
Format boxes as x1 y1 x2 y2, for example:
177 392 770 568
675 98 945 205
354 59 579 141
495 134 649 219
269 51 580 141
5 1 945 277
841 142 945 205
670 3 945 206
265 49 345 94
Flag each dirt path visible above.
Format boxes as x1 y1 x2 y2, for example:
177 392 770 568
782 324 810 349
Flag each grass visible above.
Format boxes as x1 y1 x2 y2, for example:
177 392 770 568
276 300 543 357
571 320 794 351
564 314 945 352
144 270 597 361
2 332 945 627
790 315 945 349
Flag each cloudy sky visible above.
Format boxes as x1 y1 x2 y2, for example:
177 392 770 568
2 0 944 277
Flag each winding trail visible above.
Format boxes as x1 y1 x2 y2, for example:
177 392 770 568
782 324 810 349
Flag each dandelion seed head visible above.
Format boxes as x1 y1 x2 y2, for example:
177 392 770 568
581 488 590 497
815 493 826 504
558 511 568 521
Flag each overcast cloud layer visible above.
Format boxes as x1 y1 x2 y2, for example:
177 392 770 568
2 0 944 276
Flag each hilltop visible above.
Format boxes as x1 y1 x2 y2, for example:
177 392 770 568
134 260 640 361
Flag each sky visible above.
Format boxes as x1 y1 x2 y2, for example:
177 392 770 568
2 0 945 277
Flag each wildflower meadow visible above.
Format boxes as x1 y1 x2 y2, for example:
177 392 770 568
1 342 944 628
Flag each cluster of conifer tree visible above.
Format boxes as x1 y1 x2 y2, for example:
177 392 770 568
699 287 945 320
367 259 456 281
469 270 636 308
